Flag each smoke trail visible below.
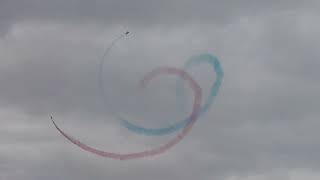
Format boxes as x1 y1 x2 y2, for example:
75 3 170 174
98 33 127 117
121 54 223 136
98 32 223 136
52 67 202 160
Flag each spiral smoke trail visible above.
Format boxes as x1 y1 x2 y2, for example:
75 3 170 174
51 67 202 160
120 54 223 136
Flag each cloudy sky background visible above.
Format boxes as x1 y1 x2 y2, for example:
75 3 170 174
1 0 320 179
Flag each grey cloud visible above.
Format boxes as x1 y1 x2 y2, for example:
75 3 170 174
1 1 320 180
0 0 318 36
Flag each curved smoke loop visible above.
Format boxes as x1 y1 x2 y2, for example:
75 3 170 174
121 53 223 136
51 32 223 160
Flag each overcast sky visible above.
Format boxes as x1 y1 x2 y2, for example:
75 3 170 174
1 0 320 179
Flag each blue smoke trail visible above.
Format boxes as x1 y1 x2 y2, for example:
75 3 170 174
120 53 223 136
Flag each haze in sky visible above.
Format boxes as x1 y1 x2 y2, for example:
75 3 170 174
0 0 320 179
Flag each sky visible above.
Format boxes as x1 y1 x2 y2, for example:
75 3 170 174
0 0 320 179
